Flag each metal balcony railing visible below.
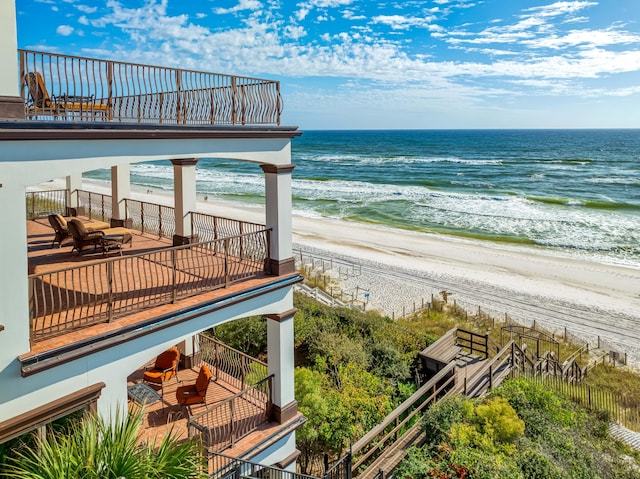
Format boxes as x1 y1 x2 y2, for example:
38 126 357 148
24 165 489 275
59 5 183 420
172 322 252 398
19 49 282 125
188 375 273 452
29 230 270 342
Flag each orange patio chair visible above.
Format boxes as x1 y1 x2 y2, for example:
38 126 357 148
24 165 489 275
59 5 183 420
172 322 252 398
143 347 180 397
176 364 212 410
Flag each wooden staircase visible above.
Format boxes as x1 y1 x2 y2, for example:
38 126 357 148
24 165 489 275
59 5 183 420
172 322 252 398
351 327 554 479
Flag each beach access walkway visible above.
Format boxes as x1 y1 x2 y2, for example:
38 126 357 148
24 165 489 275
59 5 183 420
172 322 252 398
349 327 639 479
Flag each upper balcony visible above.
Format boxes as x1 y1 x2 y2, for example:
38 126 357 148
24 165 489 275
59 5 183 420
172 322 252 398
22 186 301 374
18 49 282 127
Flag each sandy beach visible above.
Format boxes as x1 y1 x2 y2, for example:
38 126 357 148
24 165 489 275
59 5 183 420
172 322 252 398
40 179 640 367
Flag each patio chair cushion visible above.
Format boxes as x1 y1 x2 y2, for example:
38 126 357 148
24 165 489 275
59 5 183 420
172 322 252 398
143 347 180 385
196 364 213 395
176 364 212 406
100 227 131 236
83 219 111 231
54 214 67 228
52 214 109 232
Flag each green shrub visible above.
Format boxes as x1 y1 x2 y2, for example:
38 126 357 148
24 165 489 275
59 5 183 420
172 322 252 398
422 395 474 448
213 316 266 358
474 397 524 444
518 449 562 479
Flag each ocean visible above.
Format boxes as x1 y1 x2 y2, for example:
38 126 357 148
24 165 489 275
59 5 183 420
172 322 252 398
85 129 640 268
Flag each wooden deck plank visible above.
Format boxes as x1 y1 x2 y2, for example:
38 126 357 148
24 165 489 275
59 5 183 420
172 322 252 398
24 218 283 358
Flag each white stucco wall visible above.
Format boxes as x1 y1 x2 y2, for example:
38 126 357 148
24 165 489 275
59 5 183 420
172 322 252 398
264 168 294 262
0 136 293 185
0 284 294 423
0 0 18 97
248 432 298 470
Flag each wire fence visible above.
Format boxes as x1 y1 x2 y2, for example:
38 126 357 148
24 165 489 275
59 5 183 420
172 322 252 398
294 250 629 369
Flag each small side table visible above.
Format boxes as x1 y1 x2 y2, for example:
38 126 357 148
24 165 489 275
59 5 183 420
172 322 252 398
127 382 162 406
100 233 131 256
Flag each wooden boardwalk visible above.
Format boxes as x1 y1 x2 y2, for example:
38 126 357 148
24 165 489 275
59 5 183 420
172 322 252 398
355 328 504 479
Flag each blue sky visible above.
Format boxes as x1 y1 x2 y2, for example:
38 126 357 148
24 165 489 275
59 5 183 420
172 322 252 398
16 0 640 129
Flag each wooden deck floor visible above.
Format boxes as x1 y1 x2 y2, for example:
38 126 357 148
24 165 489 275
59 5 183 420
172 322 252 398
27 216 173 274
24 218 304 465
23 218 281 358
128 362 303 462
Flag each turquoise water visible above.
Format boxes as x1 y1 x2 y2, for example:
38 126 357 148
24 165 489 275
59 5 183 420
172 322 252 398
85 129 640 267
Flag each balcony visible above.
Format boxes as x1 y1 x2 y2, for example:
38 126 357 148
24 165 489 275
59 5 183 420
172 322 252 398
23 188 300 372
2 35 301 470
19 49 282 126
129 334 297 455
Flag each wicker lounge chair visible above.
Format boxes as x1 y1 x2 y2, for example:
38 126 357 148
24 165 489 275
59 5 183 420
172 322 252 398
67 218 132 254
24 72 59 118
47 214 111 248
25 72 111 120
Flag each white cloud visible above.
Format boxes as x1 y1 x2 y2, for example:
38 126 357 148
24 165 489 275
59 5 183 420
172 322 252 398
77 5 97 14
215 0 262 15
295 0 355 20
372 14 435 30
522 1 597 18
295 8 310 21
343 10 366 21
303 0 355 7
285 25 307 40
78 15 89 25
524 29 640 50
56 25 74 36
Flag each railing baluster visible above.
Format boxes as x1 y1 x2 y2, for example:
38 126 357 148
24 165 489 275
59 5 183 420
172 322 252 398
171 248 177 304
107 261 113 322
20 49 281 125
224 238 230 287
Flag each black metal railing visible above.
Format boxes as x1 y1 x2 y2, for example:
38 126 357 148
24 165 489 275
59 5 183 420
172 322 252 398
25 189 67 219
188 376 273 452
197 333 268 392
209 451 321 479
20 49 282 125
29 231 269 342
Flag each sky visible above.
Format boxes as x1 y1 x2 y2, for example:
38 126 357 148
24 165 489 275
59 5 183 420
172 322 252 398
15 0 640 129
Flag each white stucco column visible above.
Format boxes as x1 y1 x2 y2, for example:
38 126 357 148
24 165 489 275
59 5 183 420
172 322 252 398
110 164 130 225
171 158 198 245
0 182 30 365
266 308 297 424
0 0 23 119
261 164 295 275
66 173 82 214
96 381 128 424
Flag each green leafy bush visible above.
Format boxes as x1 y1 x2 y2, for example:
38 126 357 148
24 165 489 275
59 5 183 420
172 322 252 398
1 408 204 479
399 378 640 479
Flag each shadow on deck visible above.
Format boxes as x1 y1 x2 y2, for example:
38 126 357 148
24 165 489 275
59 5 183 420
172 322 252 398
128 362 304 467
23 217 285 363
